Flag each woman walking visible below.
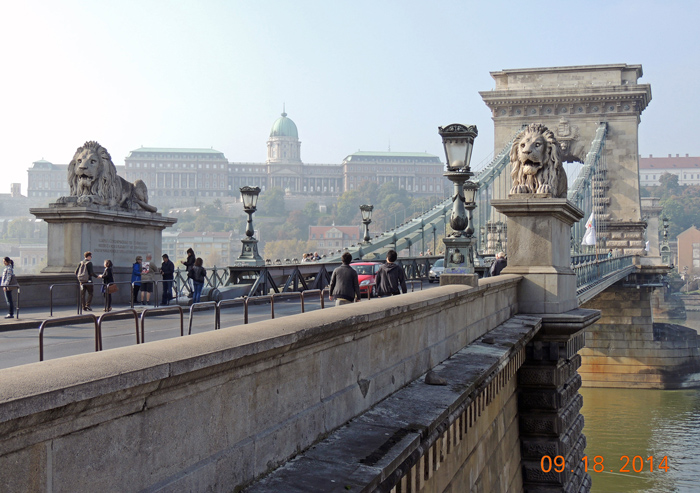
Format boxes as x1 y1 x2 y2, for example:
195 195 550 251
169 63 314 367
1 257 17 319
188 257 206 303
99 259 114 312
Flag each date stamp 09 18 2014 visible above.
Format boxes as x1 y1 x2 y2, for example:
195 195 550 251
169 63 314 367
540 455 669 474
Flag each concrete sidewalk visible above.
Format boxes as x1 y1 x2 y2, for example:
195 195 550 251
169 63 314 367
0 302 167 331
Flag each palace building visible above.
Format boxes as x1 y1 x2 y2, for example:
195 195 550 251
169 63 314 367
28 110 447 205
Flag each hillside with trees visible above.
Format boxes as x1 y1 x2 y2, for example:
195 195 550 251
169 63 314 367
642 173 700 238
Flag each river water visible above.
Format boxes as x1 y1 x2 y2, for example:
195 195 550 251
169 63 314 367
581 387 700 492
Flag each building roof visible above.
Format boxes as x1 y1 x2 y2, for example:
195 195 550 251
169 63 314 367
309 225 360 237
270 111 299 139
31 160 55 169
127 147 225 157
677 226 700 240
343 151 441 163
639 154 700 169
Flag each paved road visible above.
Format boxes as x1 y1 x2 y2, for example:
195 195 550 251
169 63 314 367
0 282 433 370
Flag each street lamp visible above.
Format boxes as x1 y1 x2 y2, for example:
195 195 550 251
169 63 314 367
661 216 671 266
236 186 264 266
438 123 479 281
438 123 478 237
360 204 373 243
684 265 689 292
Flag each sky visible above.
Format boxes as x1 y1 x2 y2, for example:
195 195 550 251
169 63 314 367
2 0 699 192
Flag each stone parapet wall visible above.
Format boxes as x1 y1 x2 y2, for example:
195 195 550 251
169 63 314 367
0 276 521 492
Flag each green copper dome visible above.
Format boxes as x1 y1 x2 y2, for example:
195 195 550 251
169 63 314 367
270 111 298 138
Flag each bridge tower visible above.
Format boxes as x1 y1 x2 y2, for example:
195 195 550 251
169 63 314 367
480 64 652 255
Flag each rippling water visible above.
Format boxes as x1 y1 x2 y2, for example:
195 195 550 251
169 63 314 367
580 387 700 492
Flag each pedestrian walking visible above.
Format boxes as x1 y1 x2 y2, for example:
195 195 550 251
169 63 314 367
1 257 18 319
489 252 507 277
75 251 98 311
188 257 206 303
160 254 175 305
98 259 114 312
132 255 142 305
375 249 407 297
329 252 361 306
140 253 157 305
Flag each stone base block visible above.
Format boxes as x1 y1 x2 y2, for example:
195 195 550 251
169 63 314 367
440 273 478 287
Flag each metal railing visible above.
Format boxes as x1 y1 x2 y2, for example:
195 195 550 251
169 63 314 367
139 306 184 344
39 314 99 361
97 309 139 351
187 302 217 335
49 282 81 316
575 255 635 303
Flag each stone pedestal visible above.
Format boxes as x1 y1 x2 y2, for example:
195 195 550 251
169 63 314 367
31 204 177 273
439 236 478 287
492 197 583 314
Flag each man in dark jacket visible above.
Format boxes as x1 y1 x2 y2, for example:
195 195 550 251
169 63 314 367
160 254 175 305
75 251 98 311
329 252 361 306
375 250 407 297
490 252 507 277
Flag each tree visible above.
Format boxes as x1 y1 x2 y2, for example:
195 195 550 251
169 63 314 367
257 187 287 217
262 239 316 261
658 172 680 198
7 218 34 241
335 190 362 225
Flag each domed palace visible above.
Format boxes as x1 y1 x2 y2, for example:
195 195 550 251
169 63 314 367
30 108 447 205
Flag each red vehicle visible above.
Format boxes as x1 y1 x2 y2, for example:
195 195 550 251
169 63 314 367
350 262 382 298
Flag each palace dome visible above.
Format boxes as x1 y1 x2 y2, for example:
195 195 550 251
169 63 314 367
270 111 298 139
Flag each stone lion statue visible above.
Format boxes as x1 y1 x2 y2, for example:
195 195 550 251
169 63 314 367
61 141 157 212
509 123 568 198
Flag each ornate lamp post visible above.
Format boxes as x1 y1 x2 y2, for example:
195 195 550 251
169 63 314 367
661 216 671 266
496 222 503 253
236 186 264 266
438 123 479 283
360 204 373 243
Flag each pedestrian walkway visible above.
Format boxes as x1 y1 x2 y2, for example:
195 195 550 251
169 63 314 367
0 302 162 331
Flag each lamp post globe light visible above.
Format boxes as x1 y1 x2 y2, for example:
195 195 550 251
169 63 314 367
437 123 479 285
360 204 374 243
236 186 264 266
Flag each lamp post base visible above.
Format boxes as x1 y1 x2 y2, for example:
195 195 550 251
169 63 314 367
236 238 264 266
440 236 478 287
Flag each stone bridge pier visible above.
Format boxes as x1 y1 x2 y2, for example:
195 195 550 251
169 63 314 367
580 266 700 389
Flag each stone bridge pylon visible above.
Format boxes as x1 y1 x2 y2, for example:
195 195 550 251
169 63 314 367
480 64 652 254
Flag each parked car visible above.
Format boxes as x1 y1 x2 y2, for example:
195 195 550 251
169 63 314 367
428 258 444 283
350 262 382 297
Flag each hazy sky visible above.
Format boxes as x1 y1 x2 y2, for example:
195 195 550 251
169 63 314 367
2 0 698 192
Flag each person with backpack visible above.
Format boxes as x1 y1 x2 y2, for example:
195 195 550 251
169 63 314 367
75 251 98 311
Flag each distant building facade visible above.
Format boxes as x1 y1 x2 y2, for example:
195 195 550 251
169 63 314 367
164 231 237 267
309 225 362 253
677 226 700 275
28 111 448 205
639 154 700 187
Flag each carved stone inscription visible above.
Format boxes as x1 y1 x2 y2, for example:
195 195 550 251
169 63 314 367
94 239 149 255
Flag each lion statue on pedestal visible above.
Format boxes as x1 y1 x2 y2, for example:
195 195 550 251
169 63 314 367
509 123 568 198
61 141 157 212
